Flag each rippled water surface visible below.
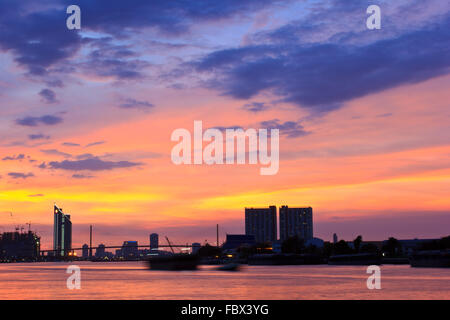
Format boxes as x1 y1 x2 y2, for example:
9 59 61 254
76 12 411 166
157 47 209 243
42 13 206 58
0 262 449 299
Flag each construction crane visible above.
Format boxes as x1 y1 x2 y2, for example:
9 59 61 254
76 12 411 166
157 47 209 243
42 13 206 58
6 211 20 232
165 236 175 254
2 211 32 234
10 212 22 233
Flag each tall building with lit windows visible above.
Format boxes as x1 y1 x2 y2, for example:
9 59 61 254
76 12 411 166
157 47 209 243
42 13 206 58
150 233 159 250
279 206 313 242
245 206 277 243
53 204 72 257
82 244 89 258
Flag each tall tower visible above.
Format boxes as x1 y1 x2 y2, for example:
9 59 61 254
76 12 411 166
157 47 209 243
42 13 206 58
245 206 277 243
53 204 72 257
279 206 313 242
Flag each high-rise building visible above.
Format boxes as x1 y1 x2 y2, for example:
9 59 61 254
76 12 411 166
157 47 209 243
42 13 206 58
245 206 277 243
222 234 256 250
150 233 159 250
95 244 106 258
0 230 40 260
121 241 138 259
191 242 201 254
82 244 89 258
53 204 72 257
279 206 313 242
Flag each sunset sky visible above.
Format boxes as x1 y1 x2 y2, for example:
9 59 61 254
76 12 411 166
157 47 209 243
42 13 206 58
0 0 449 250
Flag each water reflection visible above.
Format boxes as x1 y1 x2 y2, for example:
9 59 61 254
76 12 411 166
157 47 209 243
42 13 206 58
0 262 449 299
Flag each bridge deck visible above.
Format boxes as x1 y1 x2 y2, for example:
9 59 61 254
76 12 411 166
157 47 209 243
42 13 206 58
40 244 194 253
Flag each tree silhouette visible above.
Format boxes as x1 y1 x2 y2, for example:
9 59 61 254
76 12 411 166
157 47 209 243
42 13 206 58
333 240 353 255
382 237 402 257
281 236 305 254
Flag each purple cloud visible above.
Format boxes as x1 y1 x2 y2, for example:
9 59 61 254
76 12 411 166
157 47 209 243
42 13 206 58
194 15 450 114
28 133 51 140
39 88 57 104
85 141 106 148
62 142 81 147
64 0 283 35
242 102 270 113
2 154 25 161
45 79 64 88
119 98 154 110
8 172 35 179
47 157 141 171
260 119 310 138
40 149 72 158
72 174 94 179
15 115 63 127
0 2 82 75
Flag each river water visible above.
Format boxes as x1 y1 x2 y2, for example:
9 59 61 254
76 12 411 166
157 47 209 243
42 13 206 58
0 262 448 299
